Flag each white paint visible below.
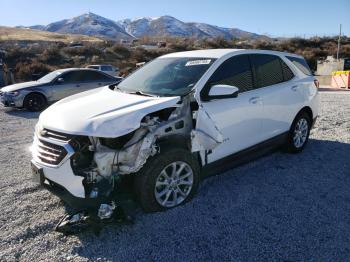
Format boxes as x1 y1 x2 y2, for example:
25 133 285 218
39 86 180 138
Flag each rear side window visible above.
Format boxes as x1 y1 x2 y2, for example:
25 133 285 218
86 71 113 81
251 54 284 88
286 56 312 76
281 59 295 81
207 55 254 93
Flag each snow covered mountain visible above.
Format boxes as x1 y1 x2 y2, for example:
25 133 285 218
25 13 261 40
118 15 261 39
36 13 133 40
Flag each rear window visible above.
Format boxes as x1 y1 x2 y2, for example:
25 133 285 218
101 65 113 71
286 56 313 76
88 66 99 70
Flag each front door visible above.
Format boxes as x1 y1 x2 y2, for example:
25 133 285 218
196 54 264 163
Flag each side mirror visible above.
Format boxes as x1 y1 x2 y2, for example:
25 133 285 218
207 84 239 100
56 78 64 84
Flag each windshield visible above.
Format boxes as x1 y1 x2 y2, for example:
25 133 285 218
117 57 216 96
38 71 62 83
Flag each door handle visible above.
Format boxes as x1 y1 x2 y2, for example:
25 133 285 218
98 83 102 86
291 85 298 91
249 96 261 104
76 84 80 87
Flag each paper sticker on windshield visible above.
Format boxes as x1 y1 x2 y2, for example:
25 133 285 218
185 59 211 66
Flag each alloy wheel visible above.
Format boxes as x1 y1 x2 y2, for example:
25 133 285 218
293 118 309 148
154 161 194 208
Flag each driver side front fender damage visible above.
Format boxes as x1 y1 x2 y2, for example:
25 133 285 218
56 95 223 233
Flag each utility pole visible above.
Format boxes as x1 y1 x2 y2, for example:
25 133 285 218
336 24 342 60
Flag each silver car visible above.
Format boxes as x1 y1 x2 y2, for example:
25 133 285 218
0 68 119 111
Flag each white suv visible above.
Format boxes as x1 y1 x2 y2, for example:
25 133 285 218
86 65 119 77
31 49 319 216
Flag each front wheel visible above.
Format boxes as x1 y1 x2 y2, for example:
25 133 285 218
23 93 47 112
134 147 200 212
285 112 311 153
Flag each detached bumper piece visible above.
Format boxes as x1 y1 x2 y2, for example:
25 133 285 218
32 163 136 235
50 180 136 235
55 203 134 235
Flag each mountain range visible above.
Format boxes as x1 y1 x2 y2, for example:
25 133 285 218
20 12 262 40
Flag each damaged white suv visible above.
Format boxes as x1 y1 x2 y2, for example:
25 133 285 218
31 49 319 216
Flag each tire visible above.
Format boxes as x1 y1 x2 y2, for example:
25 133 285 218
134 146 200 213
23 93 47 112
285 112 311 153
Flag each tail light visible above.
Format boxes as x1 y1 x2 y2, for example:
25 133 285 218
314 79 320 88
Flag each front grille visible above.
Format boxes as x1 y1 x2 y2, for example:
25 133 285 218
36 139 68 165
40 129 73 142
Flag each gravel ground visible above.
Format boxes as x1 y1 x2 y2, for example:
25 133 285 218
0 92 349 261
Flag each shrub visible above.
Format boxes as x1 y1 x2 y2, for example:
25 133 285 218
14 60 51 82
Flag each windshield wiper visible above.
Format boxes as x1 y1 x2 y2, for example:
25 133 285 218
129 90 158 97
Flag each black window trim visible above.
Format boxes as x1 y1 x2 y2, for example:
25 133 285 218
200 54 255 101
56 70 115 84
279 56 296 82
200 53 298 102
250 54 296 89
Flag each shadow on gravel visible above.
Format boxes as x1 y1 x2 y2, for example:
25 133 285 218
68 138 350 261
4 108 40 119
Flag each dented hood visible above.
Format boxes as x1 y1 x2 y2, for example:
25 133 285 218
39 86 180 137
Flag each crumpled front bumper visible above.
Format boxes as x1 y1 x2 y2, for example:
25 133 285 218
31 160 109 211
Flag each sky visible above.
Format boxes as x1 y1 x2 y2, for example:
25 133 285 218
0 0 349 37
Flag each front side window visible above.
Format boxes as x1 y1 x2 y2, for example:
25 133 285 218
206 55 254 93
251 54 284 88
117 57 216 96
61 71 83 83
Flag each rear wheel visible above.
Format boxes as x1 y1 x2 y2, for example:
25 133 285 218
134 147 200 212
286 112 311 153
23 93 47 112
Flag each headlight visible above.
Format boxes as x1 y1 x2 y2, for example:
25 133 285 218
7 91 20 96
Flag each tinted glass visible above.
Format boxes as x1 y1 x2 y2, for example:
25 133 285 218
101 65 113 71
61 71 84 83
61 70 112 83
118 57 215 96
251 54 284 88
87 66 99 70
281 59 294 81
345 58 350 70
87 71 113 81
286 56 312 76
208 55 254 92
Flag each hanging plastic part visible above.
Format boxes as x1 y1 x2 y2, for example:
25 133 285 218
191 105 223 152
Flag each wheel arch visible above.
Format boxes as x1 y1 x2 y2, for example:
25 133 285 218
155 134 203 168
24 91 47 103
294 106 313 124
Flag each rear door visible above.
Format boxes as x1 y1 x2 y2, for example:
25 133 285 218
250 54 305 140
52 71 84 100
83 70 116 89
195 54 265 163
